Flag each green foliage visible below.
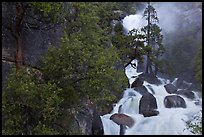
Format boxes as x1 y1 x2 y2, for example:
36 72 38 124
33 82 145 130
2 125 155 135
41 2 128 111
33 124 59 135
112 24 146 64
194 43 202 84
30 2 64 22
144 44 152 53
114 23 124 35
3 2 135 135
186 110 202 134
141 2 164 74
2 67 63 135
143 3 159 23
42 33 127 108
64 3 107 45
118 2 137 15
96 2 120 34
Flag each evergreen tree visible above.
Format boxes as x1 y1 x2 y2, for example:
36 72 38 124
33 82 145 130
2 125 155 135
112 22 146 67
41 2 127 107
142 2 164 75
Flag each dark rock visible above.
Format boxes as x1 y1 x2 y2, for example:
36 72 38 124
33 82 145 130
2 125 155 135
110 113 135 128
176 89 195 99
146 85 155 94
131 77 144 88
172 78 192 89
164 95 187 108
75 108 93 135
137 59 145 73
2 61 11 91
92 110 104 135
130 63 137 69
139 92 159 117
119 125 126 135
112 10 128 20
128 91 136 97
131 76 137 78
54 112 81 135
74 98 102 135
164 84 177 94
141 109 159 117
194 100 201 105
118 105 123 113
100 104 114 116
134 86 148 96
182 80 192 89
138 73 162 85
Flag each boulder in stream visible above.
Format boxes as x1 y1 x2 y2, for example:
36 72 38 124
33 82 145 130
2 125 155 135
164 95 187 108
164 83 177 94
131 77 144 88
134 86 148 96
110 113 135 128
139 92 159 117
176 89 195 100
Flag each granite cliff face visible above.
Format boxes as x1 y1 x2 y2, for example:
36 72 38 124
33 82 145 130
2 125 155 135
2 3 63 89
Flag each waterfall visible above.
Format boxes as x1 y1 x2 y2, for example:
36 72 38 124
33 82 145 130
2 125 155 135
100 59 202 135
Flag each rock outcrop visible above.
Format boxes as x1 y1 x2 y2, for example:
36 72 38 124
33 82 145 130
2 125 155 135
138 73 162 85
164 95 187 108
131 77 144 88
164 84 177 94
92 110 104 135
176 89 195 100
110 113 135 128
134 86 148 96
172 78 192 89
139 92 159 117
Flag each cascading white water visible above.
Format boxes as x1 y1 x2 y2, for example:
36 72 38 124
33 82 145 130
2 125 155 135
123 14 147 32
100 59 202 135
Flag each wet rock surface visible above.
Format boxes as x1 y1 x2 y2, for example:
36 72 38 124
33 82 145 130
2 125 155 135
176 89 195 100
164 83 177 94
139 92 159 117
164 95 187 108
110 113 135 128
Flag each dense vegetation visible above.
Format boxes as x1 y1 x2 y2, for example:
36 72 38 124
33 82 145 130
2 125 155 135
186 110 202 134
2 2 130 135
2 68 62 135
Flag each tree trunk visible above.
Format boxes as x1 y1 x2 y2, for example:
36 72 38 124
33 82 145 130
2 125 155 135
145 55 149 74
154 56 159 75
154 62 158 75
15 2 25 71
145 2 151 74
149 60 153 74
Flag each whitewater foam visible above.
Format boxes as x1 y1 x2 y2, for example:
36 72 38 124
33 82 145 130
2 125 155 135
100 59 202 135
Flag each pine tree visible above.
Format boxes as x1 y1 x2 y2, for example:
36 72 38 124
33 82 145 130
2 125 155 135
142 2 164 75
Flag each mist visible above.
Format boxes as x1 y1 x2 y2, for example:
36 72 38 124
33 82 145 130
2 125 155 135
123 2 202 35
122 2 202 87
